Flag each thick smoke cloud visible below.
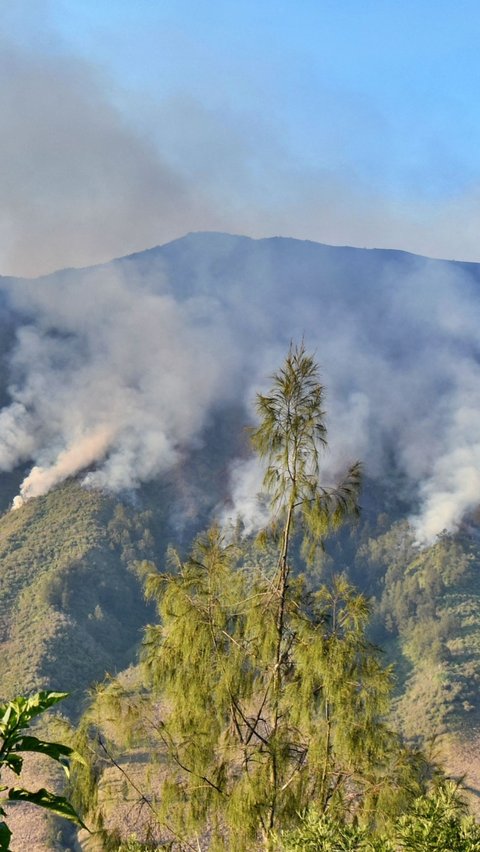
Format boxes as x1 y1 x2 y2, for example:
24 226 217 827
4 16 480 279
1 7 479 544
0 37 216 277
1 234 480 544
0 263 246 506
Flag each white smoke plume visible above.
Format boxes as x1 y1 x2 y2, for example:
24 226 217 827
12 426 114 508
0 261 247 507
220 457 270 537
0 233 480 543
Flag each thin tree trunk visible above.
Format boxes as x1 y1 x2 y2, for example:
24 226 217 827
319 699 331 811
268 494 295 835
319 592 337 810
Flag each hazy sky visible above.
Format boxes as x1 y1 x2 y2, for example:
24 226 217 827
3 1 480 274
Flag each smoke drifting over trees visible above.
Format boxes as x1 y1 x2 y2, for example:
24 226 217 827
0 232 479 542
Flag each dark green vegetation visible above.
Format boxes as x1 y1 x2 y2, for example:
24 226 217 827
0 404 247 715
0 483 157 709
359 523 480 740
0 691 85 850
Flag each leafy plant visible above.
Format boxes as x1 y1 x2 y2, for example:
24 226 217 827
278 808 393 850
394 780 480 851
279 782 480 851
0 690 86 850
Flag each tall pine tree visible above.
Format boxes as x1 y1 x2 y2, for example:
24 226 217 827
137 345 403 849
80 345 420 850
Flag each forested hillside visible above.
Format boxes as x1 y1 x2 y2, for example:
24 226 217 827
1 233 480 847
0 483 153 707
0 409 245 713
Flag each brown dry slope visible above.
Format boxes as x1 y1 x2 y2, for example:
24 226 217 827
442 727 480 817
2 753 69 852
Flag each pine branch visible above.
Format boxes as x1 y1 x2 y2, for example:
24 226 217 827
142 717 225 797
96 735 198 851
230 697 271 750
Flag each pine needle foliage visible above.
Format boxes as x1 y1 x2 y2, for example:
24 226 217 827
137 345 404 849
250 342 361 561
141 535 401 849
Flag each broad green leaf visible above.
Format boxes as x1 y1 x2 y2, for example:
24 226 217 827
22 692 69 721
8 788 87 829
1 755 22 776
0 821 11 852
0 692 69 735
12 735 85 769
0 705 13 732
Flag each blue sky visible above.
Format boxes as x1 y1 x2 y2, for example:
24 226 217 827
3 1 480 273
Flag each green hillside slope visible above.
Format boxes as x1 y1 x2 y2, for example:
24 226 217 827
0 481 156 714
355 523 480 738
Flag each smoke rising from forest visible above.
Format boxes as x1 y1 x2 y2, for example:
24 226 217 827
0 235 479 543
0 262 247 508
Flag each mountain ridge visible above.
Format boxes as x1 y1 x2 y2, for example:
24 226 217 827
5 229 480 286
